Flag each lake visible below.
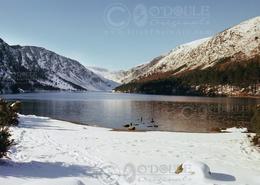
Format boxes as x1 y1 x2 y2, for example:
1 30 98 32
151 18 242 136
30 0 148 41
1 92 260 132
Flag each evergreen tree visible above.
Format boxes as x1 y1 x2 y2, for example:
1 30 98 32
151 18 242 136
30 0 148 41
0 127 14 158
0 99 21 158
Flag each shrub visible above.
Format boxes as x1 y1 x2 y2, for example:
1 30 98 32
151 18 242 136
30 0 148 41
250 105 260 134
0 99 21 159
252 134 260 146
0 99 21 127
0 127 14 158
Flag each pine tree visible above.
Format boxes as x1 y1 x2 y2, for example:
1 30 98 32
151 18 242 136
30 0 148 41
0 99 21 158
0 127 14 158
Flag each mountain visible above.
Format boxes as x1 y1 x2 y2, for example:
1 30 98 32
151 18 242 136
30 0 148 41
86 66 126 84
119 38 210 84
0 39 118 93
115 16 260 96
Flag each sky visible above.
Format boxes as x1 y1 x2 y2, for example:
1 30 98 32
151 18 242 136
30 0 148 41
0 0 259 70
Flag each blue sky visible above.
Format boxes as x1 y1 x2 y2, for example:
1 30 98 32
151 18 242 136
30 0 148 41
0 0 259 70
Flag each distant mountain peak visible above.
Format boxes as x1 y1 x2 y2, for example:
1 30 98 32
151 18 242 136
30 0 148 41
87 66 125 84
0 38 119 93
117 16 260 84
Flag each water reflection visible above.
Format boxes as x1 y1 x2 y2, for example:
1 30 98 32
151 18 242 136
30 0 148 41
2 92 259 132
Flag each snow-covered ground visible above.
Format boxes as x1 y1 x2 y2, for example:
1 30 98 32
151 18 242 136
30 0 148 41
0 115 260 185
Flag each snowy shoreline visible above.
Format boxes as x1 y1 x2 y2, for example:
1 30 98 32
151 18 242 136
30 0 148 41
0 114 260 185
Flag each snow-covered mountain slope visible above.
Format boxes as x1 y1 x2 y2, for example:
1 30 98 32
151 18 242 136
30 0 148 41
87 66 126 84
0 39 117 93
120 16 260 83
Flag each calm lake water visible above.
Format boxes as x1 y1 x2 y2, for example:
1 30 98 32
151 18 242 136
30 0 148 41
2 92 260 132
